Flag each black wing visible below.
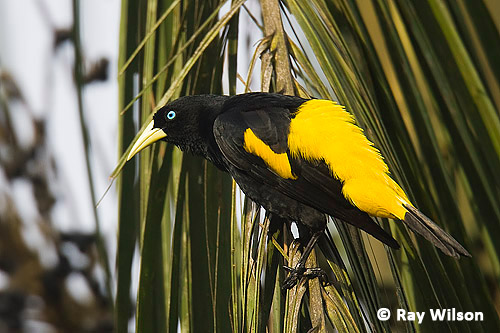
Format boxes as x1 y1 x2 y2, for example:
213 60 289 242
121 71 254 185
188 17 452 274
213 102 399 249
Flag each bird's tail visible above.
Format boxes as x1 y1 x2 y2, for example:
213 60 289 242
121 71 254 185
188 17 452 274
403 204 471 258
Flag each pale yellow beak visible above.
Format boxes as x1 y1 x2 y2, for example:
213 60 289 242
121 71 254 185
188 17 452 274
127 119 167 161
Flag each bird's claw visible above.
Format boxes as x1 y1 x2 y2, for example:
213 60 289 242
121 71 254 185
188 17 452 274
283 265 306 289
282 265 328 290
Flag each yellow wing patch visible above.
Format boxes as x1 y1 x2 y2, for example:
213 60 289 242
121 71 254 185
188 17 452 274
243 128 297 180
288 99 410 219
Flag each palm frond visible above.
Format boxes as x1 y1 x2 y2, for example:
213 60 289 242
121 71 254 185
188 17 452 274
116 0 500 331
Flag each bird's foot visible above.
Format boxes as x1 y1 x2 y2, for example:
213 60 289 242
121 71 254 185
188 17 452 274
282 265 328 290
283 264 306 290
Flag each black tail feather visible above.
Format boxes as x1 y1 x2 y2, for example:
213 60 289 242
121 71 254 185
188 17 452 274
403 204 471 258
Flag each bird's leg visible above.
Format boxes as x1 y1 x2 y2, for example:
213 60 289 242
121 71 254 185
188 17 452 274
283 231 324 289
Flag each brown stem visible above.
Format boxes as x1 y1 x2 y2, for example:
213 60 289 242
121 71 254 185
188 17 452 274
259 0 294 95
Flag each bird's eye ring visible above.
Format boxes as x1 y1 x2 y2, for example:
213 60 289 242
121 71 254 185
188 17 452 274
166 110 176 120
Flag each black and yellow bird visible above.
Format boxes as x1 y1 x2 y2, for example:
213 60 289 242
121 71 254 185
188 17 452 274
127 92 470 288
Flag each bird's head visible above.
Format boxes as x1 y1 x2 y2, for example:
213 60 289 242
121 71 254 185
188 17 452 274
127 95 228 161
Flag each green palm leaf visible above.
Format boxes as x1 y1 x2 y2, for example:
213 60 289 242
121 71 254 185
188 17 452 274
116 0 500 331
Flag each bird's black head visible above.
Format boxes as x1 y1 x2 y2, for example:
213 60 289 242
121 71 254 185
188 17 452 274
126 94 230 163
152 95 228 155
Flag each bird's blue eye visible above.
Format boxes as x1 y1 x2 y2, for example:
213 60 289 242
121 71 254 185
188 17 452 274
166 110 176 120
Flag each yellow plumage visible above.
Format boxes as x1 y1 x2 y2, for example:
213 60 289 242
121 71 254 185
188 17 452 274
243 128 297 180
288 100 410 219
